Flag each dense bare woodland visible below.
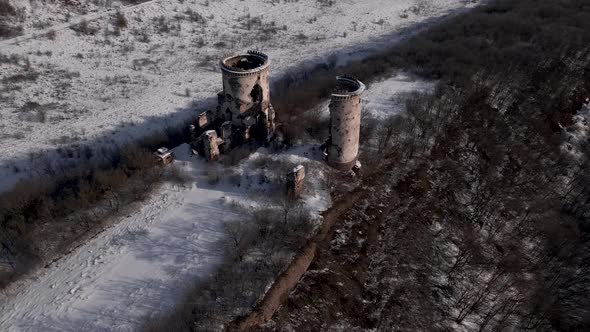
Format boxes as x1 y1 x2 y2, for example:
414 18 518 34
259 0 590 331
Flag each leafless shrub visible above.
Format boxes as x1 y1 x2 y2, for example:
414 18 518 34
45 29 56 40
137 30 150 43
167 165 191 190
295 32 308 41
114 11 128 29
0 0 16 17
153 15 180 34
3 71 39 84
213 41 227 48
70 19 99 35
184 8 206 24
17 110 46 123
0 53 23 65
132 58 160 73
206 165 220 185
317 0 335 7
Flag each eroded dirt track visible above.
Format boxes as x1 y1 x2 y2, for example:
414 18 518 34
251 165 411 332
227 187 366 331
227 160 405 332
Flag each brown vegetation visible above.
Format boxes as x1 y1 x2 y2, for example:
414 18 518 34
0 120 189 289
138 0 590 330
0 0 16 17
143 200 316 332
258 0 590 331
0 145 163 288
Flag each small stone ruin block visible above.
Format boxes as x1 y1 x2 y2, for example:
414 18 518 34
287 165 305 198
201 130 222 161
198 111 210 129
154 147 174 165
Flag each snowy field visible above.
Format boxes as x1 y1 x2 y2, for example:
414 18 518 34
0 143 331 331
0 0 479 191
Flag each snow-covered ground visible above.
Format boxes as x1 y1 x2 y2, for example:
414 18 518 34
0 143 330 331
562 100 590 160
0 0 479 191
0 68 436 331
363 73 435 118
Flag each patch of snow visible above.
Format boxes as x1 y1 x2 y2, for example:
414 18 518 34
561 102 590 159
363 73 436 118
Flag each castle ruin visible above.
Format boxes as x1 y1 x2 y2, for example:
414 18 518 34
192 50 276 159
218 50 275 138
326 76 365 171
191 52 366 174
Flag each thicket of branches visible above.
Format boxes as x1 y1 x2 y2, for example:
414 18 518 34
0 0 23 38
359 57 590 331
266 56 590 332
0 124 188 288
354 1 590 330
143 198 316 332
263 0 590 331
273 0 590 130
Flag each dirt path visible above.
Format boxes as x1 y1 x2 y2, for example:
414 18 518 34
250 163 411 332
226 159 403 332
226 187 366 331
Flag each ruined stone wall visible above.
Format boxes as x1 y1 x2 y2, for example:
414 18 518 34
327 77 365 170
219 51 272 130
220 68 271 116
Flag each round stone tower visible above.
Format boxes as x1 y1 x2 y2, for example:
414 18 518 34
327 76 365 170
218 50 274 139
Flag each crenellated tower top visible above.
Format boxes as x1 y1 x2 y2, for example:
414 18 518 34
220 50 270 76
331 75 366 100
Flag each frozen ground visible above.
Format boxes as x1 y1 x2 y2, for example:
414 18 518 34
0 143 330 332
363 73 435 119
0 0 480 191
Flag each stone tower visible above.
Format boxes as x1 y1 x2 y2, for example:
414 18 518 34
326 76 365 170
217 50 275 140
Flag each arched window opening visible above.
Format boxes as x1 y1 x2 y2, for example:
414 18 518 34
250 84 263 103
